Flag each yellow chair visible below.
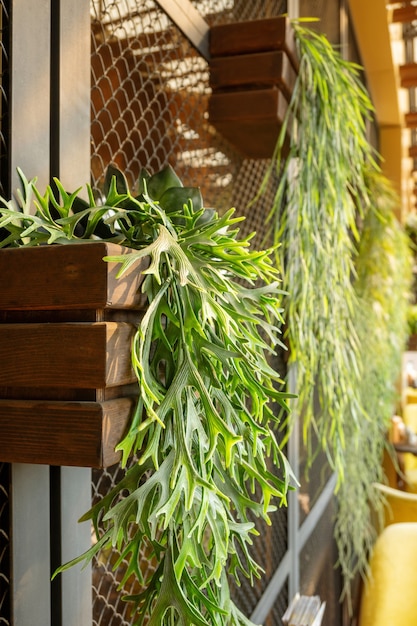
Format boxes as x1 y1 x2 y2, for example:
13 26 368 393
373 482 417 526
359 522 417 626
405 387 417 405
399 404 417 491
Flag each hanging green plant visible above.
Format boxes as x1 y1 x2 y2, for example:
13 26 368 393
0 166 294 625
258 22 378 477
257 20 413 602
334 170 413 598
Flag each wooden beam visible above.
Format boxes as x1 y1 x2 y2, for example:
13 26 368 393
155 0 209 59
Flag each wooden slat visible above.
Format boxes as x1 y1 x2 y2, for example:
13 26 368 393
209 86 287 122
0 321 136 388
210 17 299 71
392 4 417 23
211 118 288 160
405 111 417 128
208 87 289 159
399 63 417 88
0 242 147 311
0 397 134 467
209 50 297 100
409 144 417 158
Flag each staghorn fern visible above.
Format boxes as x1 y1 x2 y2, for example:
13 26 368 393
0 165 294 625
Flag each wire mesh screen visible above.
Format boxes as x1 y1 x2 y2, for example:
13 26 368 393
191 0 287 25
300 498 342 626
91 0 238 210
90 1 289 624
0 0 10 197
92 465 157 625
0 463 10 626
299 0 341 43
266 583 289 626
0 2 10 624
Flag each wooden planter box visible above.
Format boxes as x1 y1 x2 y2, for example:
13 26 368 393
0 242 147 468
208 17 298 158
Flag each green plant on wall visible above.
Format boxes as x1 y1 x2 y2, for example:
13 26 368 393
335 170 413 596
259 22 413 599
0 166 294 625
260 22 376 476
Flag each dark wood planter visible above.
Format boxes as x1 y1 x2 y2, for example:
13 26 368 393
0 242 147 468
208 17 298 158
408 334 417 351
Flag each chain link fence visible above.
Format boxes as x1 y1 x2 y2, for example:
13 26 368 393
0 0 9 198
0 462 10 626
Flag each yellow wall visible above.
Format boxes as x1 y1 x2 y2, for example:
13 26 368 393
348 0 406 220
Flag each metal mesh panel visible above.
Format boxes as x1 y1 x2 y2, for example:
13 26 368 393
90 1 288 623
92 465 158 625
0 0 10 198
266 582 289 626
229 509 288 616
299 498 343 626
0 462 10 626
191 0 287 25
91 0 236 209
0 0 9 197
299 0 341 43
298 424 333 527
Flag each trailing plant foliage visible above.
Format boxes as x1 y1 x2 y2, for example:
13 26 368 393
335 171 413 597
259 22 377 477
0 166 294 625
258 22 413 600
408 304 417 335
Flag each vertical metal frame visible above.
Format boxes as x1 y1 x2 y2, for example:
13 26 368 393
10 1 51 624
56 0 91 189
287 365 300 602
9 0 51 190
9 1 92 624
11 464 52 625
56 2 92 625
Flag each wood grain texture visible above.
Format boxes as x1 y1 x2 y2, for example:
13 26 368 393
0 322 136 388
209 17 299 71
208 86 287 122
208 87 289 159
0 242 147 311
209 50 297 100
0 243 146 466
0 397 134 467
